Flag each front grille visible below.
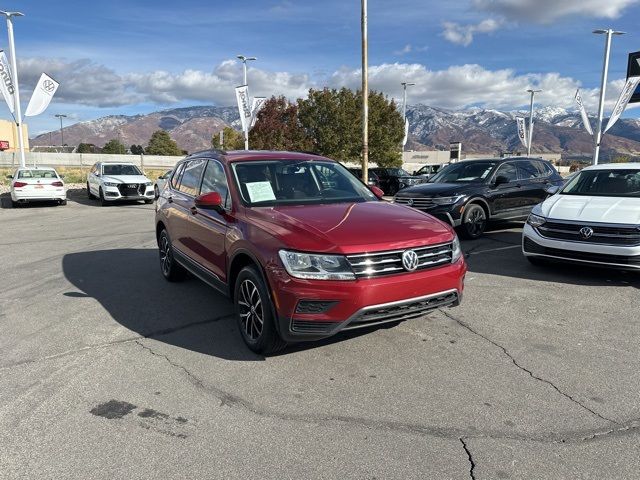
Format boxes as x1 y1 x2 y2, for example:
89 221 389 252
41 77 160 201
290 320 338 334
295 300 338 314
524 237 640 267
117 183 144 197
346 243 453 278
394 196 437 210
537 221 640 246
345 291 458 330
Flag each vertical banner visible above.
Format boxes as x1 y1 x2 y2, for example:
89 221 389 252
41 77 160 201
516 117 528 149
402 117 409 146
235 85 252 133
250 96 267 128
0 50 15 113
25 73 60 117
574 89 594 136
604 76 640 133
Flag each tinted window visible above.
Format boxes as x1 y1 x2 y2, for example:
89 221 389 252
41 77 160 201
495 163 518 182
430 161 497 183
562 169 640 197
171 163 185 189
178 159 206 196
201 160 230 209
518 160 550 179
102 164 142 176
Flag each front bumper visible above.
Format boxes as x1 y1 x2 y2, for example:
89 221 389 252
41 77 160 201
522 223 640 270
103 185 154 201
268 258 466 342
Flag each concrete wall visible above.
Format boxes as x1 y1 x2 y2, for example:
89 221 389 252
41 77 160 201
0 152 182 170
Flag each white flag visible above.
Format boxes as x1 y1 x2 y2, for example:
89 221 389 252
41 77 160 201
25 73 59 117
0 50 15 113
574 89 593 136
402 117 409 146
250 97 267 128
516 117 528 149
604 76 640 133
235 85 252 133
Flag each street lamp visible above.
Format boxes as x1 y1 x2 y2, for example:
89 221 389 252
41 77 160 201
236 54 257 150
55 114 67 147
0 10 25 167
401 82 415 158
526 89 541 156
592 29 625 165
361 0 369 184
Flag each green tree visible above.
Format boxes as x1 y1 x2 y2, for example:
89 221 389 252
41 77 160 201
130 144 145 155
77 143 97 153
102 139 126 154
297 88 404 167
212 126 244 150
146 130 182 156
612 155 630 163
249 96 312 151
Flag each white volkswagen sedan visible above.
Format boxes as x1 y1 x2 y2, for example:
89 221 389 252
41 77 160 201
9 166 66 207
87 162 154 206
523 163 640 270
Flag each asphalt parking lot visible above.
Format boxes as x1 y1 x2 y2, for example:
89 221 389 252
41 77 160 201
1 190 639 479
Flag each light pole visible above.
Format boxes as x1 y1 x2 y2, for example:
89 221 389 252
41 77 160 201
401 82 415 158
526 89 541 156
55 114 67 146
361 0 369 184
236 54 257 150
592 29 625 165
0 11 25 167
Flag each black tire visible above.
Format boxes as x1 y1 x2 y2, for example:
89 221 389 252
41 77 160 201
59 199 67 206
87 183 95 199
144 199 153 204
158 229 187 282
154 185 159 199
99 187 108 207
234 265 287 355
11 200 19 208
459 203 487 239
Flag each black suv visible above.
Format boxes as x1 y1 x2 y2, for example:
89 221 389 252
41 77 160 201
347 167 381 188
370 167 422 195
394 157 563 238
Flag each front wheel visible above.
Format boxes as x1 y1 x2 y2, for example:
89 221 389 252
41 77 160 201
154 185 159 199
459 204 487 239
234 265 287 355
99 187 108 207
158 229 186 282
87 183 95 199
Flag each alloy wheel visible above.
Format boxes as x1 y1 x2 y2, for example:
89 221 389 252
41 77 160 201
159 235 172 276
237 279 264 341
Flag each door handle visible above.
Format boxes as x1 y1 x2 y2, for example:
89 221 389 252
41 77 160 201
190 206 198 215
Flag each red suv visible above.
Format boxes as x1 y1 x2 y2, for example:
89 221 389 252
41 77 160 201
155 150 466 353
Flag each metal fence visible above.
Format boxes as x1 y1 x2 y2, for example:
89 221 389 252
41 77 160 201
0 152 182 170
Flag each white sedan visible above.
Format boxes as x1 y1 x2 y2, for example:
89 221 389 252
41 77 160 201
9 167 66 207
523 163 640 270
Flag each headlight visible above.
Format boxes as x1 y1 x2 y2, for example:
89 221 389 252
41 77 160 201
451 236 463 263
432 195 464 205
278 250 355 281
103 182 119 187
527 213 546 228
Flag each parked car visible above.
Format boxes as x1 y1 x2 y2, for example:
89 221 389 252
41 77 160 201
155 151 466 354
394 157 564 239
87 162 154 206
523 163 640 270
155 169 173 198
347 167 381 188
413 164 446 181
370 167 422 195
8 166 66 207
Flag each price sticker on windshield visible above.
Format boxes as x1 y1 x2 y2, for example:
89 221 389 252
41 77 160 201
246 181 276 203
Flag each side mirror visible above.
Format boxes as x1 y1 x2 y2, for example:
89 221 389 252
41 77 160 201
370 185 385 199
545 185 560 196
494 175 509 187
195 191 224 212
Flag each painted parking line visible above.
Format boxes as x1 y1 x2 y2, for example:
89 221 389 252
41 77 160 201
465 244 521 256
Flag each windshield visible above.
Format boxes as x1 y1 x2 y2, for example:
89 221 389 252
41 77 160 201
102 164 142 176
429 161 497 183
17 169 58 179
387 168 411 177
233 160 378 206
562 169 640 197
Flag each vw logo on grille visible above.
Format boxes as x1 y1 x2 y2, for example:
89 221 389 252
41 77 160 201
407 198 414 207
579 226 594 240
401 249 420 271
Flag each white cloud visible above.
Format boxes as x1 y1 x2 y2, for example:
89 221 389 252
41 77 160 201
393 44 429 55
442 18 504 46
472 0 639 23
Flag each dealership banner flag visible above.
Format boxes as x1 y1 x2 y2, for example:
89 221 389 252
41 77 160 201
402 117 409 146
604 76 640 133
235 85 252 133
516 117 528 149
0 50 15 113
25 73 59 117
250 97 267 128
574 89 594 136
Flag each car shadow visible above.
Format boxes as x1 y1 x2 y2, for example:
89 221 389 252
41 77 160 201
66 188 153 208
463 228 640 289
62 248 376 360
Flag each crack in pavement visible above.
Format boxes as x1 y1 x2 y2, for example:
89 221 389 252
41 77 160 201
133 337 639 446
460 438 477 480
440 309 621 427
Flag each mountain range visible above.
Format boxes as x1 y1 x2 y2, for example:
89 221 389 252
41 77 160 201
31 104 640 161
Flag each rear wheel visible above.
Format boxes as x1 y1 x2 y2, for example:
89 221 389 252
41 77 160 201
158 229 186 282
459 204 487 239
59 199 67 206
144 199 153 204
154 185 159 199
234 265 287 355
11 200 19 208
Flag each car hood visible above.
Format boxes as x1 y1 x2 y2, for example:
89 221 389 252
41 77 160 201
540 194 640 224
247 201 454 254
396 182 477 197
102 175 150 184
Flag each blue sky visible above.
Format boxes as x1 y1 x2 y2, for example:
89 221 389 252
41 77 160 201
0 0 638 136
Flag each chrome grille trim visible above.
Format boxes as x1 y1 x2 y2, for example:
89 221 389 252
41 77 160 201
393 197 437 209
536 220 640 246
346 243 453 278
